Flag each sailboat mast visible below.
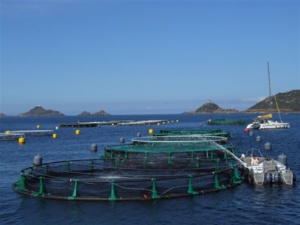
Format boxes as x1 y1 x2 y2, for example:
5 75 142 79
267 62 283 122
267 61 272 98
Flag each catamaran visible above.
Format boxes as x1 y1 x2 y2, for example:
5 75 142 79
246 62 290 130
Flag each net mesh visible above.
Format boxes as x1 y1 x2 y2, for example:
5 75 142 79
13 131 243 201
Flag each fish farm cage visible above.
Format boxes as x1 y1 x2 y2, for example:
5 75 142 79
13 132 243 201
156 129 232 138
207 119 246 126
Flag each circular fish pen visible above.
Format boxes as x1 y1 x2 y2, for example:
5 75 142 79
156 129 232 138
13 135 243 201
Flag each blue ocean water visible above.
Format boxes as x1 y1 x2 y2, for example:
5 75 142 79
0 114 299 225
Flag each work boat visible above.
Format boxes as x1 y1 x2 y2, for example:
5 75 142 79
238 149 296 185
246 62 290 130
246 113 290 130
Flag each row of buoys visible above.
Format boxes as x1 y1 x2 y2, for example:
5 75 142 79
11 123 162 144
246 129 272 150
18 134 59 144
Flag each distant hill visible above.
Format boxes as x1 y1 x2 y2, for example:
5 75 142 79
244 90 300 113
19 105 65 116
183 100 239 114
78 111 92 116
78 110 110 116
0 113 6 117
92 110 110 116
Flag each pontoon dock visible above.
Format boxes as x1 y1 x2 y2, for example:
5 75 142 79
59 120 169 127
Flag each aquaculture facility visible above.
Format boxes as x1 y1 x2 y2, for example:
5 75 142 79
13 129 243 201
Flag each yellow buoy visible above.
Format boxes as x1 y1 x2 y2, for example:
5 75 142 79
176 120 179 123
52 133 57 139
37 125 40 129
149 129 154 135
18 137 25 144
157 123 160 126
76 130 80 135
5 130 10 135
111 123 114 126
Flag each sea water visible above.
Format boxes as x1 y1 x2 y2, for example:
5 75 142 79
0 114 299 225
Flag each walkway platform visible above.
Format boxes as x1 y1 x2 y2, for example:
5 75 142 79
0 130 54 141
0 133 24 141
59 120 169 128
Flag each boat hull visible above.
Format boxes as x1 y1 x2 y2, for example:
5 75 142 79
243 168 295 185
239 155 295 185
246 120 290 130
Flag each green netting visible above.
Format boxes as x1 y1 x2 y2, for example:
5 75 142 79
157 129 232 138
14 158 242 201
207 119 246 125
13 133 242 201
104 135 236 157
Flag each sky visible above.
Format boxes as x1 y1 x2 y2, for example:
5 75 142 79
0 0 299 115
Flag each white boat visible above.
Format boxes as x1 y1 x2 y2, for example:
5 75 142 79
246 113 290 129
246 62 290 130
239 149 296 185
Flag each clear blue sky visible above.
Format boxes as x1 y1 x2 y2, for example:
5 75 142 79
1 0 299 115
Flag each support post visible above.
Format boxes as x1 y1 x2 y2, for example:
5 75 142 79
109 180 116 201
187 175 198 195
33 176 44 197
151 178 160 199
168 152 173 164
115 157 119 167
66 161 70 172
214 172 222 189
224 150 228 159
232 165 242 184
67 179 78 200
195 157 200 168
18 174 26 190
216 158 220 172
143 152 148 166
101 149 107 159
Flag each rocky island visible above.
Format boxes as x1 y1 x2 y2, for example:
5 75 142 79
78 110 110 116
183 100 239 114
183 90 300 114
19 105 65 116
